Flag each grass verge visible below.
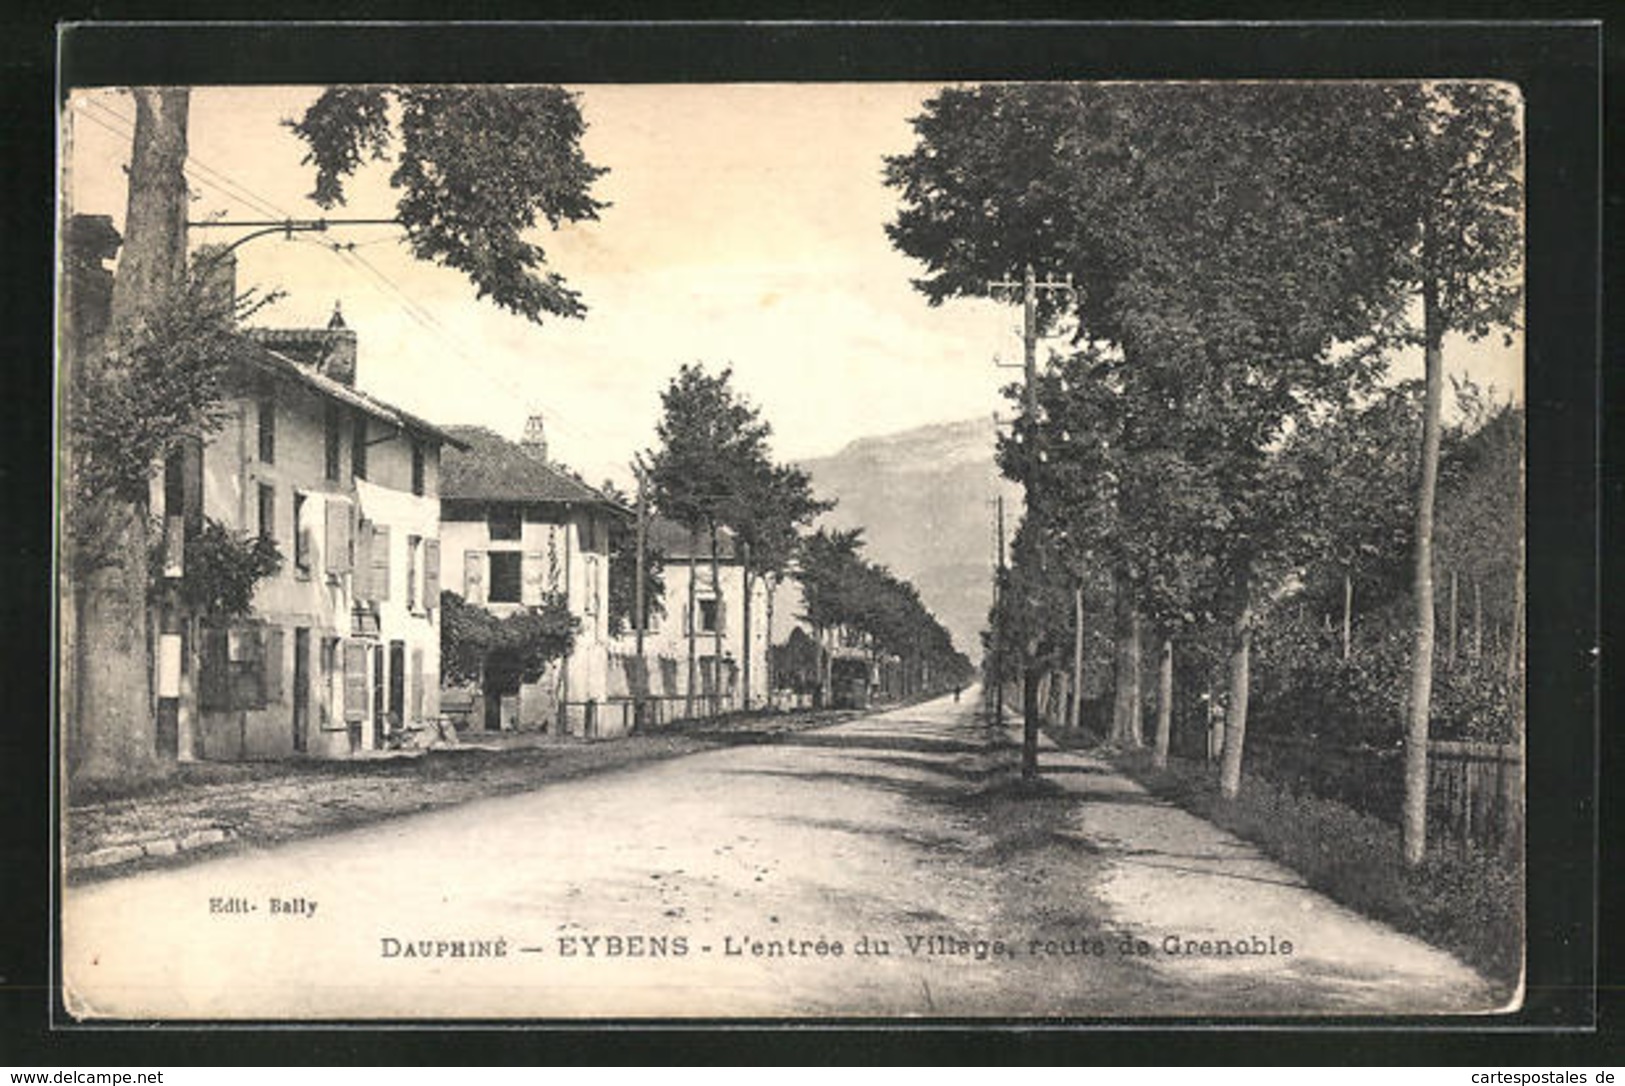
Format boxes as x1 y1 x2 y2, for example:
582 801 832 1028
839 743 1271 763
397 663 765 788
1092 743 1523 999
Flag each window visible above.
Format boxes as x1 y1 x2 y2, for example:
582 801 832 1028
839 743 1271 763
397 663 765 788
324 404 342 482
406 535 421 611
411 443 426 497
488 551 522 603
698 598 720 634
257 389 276 463
488 504 521 541
352 414 369 480
257 482 276 543
293 492 311 573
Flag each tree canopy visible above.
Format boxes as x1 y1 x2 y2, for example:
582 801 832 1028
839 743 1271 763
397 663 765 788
289 85 609 323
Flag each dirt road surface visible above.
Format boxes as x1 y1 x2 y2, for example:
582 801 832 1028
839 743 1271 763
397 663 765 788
62 690 1500 1019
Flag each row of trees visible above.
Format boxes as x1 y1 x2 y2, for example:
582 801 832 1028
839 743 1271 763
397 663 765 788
885 81 1522 863
639 364 971 713
799 527 975 701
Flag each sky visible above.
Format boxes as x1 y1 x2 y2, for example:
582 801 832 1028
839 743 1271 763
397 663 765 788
62 84 1523 492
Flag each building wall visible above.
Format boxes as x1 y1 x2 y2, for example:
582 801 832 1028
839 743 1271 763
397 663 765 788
611 560 807 715
438 503 614 734
159 372 445 761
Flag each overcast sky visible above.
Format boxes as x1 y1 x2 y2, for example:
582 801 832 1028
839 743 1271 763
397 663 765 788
63 84 1523 491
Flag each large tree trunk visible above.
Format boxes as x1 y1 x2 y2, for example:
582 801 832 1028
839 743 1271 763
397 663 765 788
1154 635 1173 770
1218 605 1253 800
1342 571 1353 661
1402 271 1446 867
70 87 191 786
1070 583 1085 731
685 530 698 720
1111 589 1143 746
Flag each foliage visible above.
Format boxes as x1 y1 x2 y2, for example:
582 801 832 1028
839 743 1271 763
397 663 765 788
148 518 283 618
439 590 579 686
725 459 833 584
645 364 772 540
288 85 609 323
67 270 268 573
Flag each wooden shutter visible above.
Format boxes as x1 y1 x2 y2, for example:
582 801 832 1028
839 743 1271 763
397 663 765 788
411 648 424 723
424 539 441 609
463 549 485 603
325 500 353 574
263 627 285 705
199 626 229 711
522 552 547 605
371 524 391 602
354 520 374 601
343 642 369 722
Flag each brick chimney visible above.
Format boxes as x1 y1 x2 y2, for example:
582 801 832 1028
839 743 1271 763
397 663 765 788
319 302 357 385
521 414 548 461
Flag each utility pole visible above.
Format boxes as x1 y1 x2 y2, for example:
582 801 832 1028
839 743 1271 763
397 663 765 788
632 459 648 727
994 493 1006 728
989 262 1073 780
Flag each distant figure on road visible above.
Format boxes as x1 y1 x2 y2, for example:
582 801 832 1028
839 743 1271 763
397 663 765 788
953 684 962 703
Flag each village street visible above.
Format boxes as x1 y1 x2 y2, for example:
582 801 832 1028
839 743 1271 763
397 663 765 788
62 692 1497 1020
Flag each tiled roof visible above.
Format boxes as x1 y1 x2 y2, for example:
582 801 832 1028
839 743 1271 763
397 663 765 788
645 514 739 560
441 426 629 511
242 341 468 449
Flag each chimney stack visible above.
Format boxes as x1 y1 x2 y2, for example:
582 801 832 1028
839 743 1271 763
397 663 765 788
320 301 358 385
521 414 548 462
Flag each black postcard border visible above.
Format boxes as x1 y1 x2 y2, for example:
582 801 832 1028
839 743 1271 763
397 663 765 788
7 13 1609 1066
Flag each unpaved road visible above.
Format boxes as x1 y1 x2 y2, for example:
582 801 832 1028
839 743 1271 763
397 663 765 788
62 691 1500 1019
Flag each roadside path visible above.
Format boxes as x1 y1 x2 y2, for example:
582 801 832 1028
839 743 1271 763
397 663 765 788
63 691 1497 1019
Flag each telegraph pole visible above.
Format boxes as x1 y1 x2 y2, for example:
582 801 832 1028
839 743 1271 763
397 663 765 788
990 262 1073 779
632 459 648 727
994 493 1006 727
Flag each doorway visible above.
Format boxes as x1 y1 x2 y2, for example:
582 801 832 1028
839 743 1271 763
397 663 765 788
293 627 310 753
388 640 406 735
371 644 386 748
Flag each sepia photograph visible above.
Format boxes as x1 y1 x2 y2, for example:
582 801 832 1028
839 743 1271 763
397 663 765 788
56 68 1533 1022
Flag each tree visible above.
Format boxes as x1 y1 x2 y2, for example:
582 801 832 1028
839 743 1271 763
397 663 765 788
289 86 608 323
1382 83 1523 867
599 479 665 639
646 364 771 716
887 82 1424 797
724 460 832 708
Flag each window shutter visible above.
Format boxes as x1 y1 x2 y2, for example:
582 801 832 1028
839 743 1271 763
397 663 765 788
683 602 692 636
325 500 353 574
263 627 285 705
199 627 229 711
522 552 547 605
354 520 374 601
411 648 424 723
424 539 441 609
463 549 485 604
405 536 419 611
344 642 369 722
371 524 391 602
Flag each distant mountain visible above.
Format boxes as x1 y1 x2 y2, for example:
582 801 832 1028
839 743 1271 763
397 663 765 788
798 417 1022 662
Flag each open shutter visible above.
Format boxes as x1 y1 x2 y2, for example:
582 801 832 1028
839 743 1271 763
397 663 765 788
423 539 441 609
354 520 374 601
263 627 285 705
344 642 368 722
325 500 353 574
371 524 391 602
411 648 424 723
463 549 485 603
522 552 546 605
199 627 229 711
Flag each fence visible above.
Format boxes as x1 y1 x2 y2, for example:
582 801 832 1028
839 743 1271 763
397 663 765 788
1245 733 1522 853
